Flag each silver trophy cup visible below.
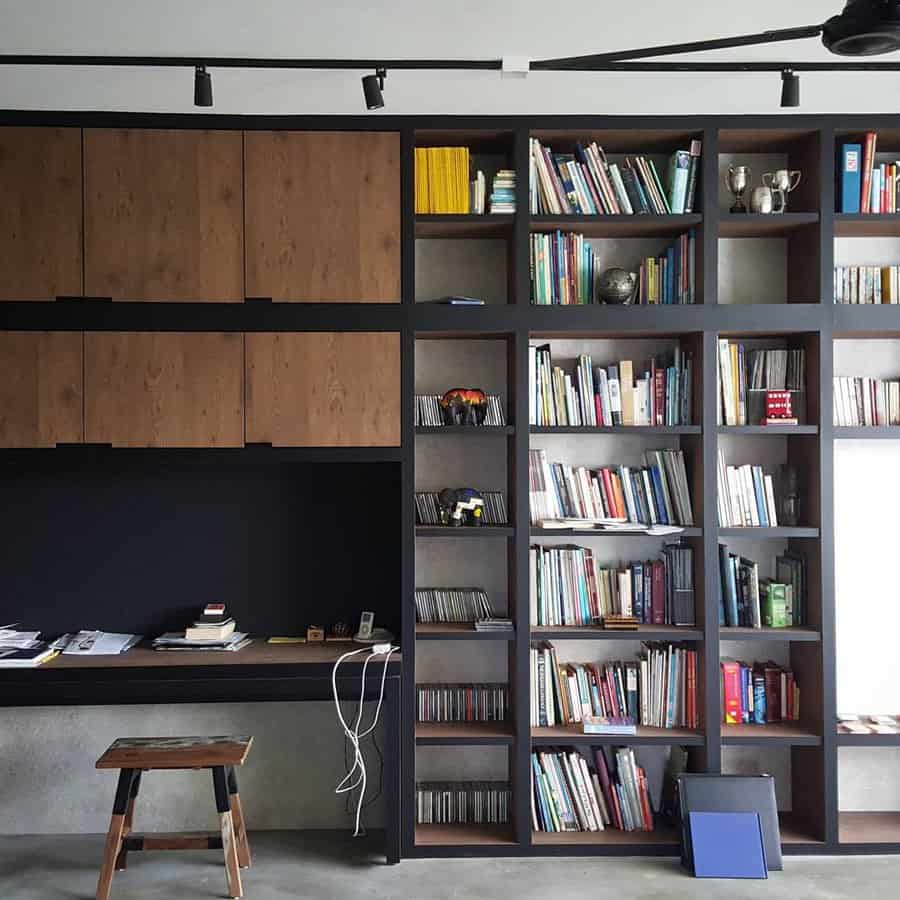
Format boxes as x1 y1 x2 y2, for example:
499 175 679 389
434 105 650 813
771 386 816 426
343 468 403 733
725 164 751 213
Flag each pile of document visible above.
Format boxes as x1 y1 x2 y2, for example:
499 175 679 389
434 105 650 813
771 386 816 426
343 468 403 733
153 632 251 652
59 631 142 655
0 626 60 668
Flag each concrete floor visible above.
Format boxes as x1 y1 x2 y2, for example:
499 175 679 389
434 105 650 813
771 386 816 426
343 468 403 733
2 832 899 900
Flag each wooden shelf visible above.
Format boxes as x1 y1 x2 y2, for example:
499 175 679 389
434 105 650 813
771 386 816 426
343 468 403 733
837 731 900 746
531 625 702 641
779 812 824 845
839 812 900 845
721 722 821 745
414 823 517 846
718 425 818 435
415 722 514 745
416 525 514 537
717 526 819 538
415 425 514 435
834 426 900 439
529 214 701 238
415 214 514 239
532 724 703 745
415 623 514 641
532 824 679 846
717 212 819 238
834 213 900 237
720 627 820 642
532 527 702 537
531 425 700 435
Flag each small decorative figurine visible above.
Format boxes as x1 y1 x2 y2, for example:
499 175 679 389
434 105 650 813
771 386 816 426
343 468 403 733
306 625 325 642
597 267 637 305
440 388 488 426
437 487 485 526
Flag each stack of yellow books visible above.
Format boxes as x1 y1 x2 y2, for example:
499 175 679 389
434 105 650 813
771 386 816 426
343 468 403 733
415 146 471 213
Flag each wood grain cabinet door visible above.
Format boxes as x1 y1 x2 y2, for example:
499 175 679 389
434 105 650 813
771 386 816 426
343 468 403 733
246 332 400 446
85 332 244 447
0 331 83 446
83 129 243 301
244 131 400 302
0 128 82 300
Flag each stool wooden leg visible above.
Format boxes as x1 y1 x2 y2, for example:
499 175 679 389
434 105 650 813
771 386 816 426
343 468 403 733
227 766 251 869
115 770 142 871
97 769 136 900
213 766 242 899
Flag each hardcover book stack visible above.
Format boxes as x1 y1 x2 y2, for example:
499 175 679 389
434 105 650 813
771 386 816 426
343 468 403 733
718 544 806 628
529 544 695 627
834 376 900 425
721 660 800 725
529 138 701 215
414 394 506 427
415 491 508 526
153 605 250 652
718 341 806 426
530 641 698 730
414 588 494 624
529 345 693 427
416 684 509 723
416 782 510 825
489 169 516 213
834 265 900 304
532 747 653 833
529 448 694 528
716 450 781 528
839 133 900 214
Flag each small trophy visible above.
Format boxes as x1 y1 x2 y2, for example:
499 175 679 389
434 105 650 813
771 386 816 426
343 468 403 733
725 164 751 213
763 169 802 213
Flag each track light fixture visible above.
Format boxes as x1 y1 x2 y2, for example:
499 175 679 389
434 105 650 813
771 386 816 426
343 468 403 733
362 68 386 110
780 68 800 107
194 65 212 107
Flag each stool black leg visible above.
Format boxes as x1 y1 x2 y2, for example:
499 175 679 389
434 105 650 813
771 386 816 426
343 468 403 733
115 770 142 871
213 766 242 899
96 768 136 900
226 766 252 869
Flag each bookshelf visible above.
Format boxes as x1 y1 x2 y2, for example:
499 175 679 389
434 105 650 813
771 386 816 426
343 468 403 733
3 111 900 860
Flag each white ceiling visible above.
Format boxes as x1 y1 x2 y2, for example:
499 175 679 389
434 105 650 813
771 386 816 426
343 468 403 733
1 0 898 114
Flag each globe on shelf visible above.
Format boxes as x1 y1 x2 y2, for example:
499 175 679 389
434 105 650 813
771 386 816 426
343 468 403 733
597 267 637 305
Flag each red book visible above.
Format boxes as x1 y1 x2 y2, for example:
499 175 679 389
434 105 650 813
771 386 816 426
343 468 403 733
861 131 877 214
610 472 628 520
721 661 742 724
637 768 654 830
594 392 604 427
599 467 616 517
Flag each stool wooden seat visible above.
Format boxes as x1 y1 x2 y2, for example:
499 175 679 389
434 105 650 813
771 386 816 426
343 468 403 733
95 736 253 900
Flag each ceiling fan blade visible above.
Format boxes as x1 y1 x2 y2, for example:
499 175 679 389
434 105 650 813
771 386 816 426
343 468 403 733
530 23 825 70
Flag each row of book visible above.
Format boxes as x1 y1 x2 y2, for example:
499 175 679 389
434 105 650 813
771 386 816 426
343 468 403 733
416 781 510 825
529 138 701 215
529 344 694 428
529 544 695 627
838 135 900 214
530 641 699 730
414 394 507 427
833 376 900 426
721 660 800 724
532 747 653 833
718 341 806 427
716 451 780 528
833 265 900 305
529 448 695 528
718 544 805 628
414 491 508 526
416 683 509 723
413 588 494 624
414 147 480 214
529 231 597 305
635 232 697 305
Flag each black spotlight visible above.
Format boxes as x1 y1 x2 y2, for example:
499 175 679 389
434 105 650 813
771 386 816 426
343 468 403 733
780 69 800 108
823 0 900 55
194 65 213 107
362 68 386 110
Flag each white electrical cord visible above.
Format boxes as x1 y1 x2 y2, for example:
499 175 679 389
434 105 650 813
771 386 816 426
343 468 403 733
332 644 398 837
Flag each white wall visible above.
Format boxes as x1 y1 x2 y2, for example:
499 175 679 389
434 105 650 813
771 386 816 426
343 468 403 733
3 1 900 115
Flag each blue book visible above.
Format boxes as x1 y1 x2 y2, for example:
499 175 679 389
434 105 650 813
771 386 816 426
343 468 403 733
689 811 767 879
841 143 862 213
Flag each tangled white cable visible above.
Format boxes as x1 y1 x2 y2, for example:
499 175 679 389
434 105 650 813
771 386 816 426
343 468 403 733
331 644 398 837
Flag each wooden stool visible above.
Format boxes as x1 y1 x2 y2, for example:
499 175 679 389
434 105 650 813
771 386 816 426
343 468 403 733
95 736 253 900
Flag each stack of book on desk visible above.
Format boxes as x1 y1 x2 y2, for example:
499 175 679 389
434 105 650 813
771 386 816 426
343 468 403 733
0 627 60 668
153 604 251 652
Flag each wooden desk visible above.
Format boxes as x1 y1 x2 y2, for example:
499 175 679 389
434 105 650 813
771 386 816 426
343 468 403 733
0 642 402 864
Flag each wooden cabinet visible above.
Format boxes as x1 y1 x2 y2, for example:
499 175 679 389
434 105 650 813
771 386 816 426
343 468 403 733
246 332 400 446
0 128 82 300
244 131 400 302
0 332 83 446
84 332 244 447
83 129 243 302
